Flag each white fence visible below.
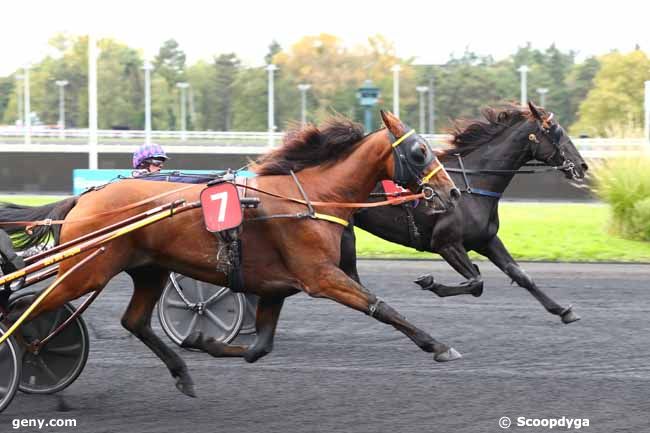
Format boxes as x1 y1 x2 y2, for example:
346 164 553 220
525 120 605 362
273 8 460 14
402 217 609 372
0 129 648 158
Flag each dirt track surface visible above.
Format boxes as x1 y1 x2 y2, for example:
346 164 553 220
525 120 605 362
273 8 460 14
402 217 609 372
3 260 649 433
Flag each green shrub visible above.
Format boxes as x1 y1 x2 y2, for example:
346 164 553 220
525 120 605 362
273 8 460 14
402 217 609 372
591 157 650 240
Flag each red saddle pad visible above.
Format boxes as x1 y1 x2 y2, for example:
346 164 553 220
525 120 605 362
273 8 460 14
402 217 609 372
200 182 243 233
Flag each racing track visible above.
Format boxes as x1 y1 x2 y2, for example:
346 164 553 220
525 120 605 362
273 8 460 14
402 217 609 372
3 260 649 432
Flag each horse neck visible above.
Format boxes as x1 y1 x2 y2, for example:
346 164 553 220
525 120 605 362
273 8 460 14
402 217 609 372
304 132 391 203
444 126 529 195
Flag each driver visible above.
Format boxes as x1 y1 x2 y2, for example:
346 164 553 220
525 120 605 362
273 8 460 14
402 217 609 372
132 143 169 177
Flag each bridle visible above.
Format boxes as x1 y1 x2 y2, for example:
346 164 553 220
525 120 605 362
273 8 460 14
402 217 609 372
448 112 581 199
528 113 581 180
388 129 445 202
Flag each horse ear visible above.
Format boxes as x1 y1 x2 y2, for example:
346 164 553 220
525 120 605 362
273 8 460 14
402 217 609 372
380 110 406 137
528 101 543 121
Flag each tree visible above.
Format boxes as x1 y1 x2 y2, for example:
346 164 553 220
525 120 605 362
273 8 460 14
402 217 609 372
153 39 187 88
571 50 650 136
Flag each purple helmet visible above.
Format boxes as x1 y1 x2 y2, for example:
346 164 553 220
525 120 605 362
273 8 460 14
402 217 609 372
132 143 168 169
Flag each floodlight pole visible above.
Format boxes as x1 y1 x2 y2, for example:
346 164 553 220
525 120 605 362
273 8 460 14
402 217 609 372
143 62 153 144
537 87 549 107
416 86 428 133
55 80 69 139
297 84 311 125
644 81 650 146
23 65 31 146
518 65 529 107
392 64 401 117
88 34 98 169
266 64 277 146
176 82 189 141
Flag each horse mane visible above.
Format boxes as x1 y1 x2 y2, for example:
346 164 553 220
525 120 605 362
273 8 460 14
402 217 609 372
439 104 546 158
251 116 366 176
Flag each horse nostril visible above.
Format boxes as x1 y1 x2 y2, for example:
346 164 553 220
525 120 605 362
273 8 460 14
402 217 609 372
581 163 589 172
450 188 461 201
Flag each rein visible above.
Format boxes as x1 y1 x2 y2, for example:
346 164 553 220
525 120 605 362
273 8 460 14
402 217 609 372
0 183 198 230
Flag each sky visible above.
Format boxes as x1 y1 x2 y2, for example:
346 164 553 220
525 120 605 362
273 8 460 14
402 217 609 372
1 0 648 76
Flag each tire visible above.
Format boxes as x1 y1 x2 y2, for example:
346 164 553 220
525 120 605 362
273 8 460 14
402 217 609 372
0 323 21 413
10 293 90 395
158 273 245 348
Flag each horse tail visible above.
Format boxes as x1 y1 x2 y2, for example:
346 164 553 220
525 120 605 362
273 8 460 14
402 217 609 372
0 197 78 250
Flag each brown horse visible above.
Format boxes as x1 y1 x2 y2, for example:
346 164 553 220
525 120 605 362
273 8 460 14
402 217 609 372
3 111 460 398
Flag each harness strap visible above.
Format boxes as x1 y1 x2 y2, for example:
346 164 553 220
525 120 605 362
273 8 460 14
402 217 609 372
288 170 349 227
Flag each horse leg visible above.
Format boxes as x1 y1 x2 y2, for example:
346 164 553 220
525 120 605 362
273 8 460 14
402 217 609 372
414 242 483 297
124 266 196 397
475 235 579 324
339 220 362 284
302 265 461 362
182 295 286 364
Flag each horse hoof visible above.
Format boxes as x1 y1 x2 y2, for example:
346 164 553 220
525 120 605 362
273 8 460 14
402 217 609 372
181 331 204 349
470 280 484 297
561 307 580 324
434 347 462 362
175 376 197 398
414 274 434 290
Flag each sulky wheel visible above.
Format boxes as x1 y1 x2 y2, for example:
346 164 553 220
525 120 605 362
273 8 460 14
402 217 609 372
9 293 90 394
0 323 21 412
158 273 245 348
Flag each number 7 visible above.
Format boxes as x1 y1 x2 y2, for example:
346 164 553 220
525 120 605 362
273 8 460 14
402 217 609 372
210 191 228 222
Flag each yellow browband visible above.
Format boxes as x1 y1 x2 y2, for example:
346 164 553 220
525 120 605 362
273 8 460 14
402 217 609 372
391 129 416 148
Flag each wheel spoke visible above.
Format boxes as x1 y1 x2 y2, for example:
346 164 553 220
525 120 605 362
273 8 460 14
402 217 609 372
205 309 230 332
166 299 189 309
36 357 60 383
196 281 206 302
44 343 82 356
204 287 229 306
47 308 65 336
183 314 199 340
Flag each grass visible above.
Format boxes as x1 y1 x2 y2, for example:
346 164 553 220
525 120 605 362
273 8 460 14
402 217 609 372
2 195 649 262
356 202 650 262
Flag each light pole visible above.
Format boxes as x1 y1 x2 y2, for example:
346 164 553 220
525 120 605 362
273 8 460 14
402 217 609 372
55 80 68 139
536 87 549 107
391 64 401 117
142 61 153 145
88 34 98 169
518 65 529 106
23 65 31 146
428 74 435 134
15 74 23 126
416 86 428 133
176 82 189 141
297 84 311 125
644 81 650 145
266 64 277 146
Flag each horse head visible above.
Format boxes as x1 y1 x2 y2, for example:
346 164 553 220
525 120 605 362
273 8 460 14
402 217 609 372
526 101 588 180
380 110 460 213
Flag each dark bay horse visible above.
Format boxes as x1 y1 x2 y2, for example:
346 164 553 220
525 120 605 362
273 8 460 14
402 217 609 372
1 111 460 397
340 102 588 324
